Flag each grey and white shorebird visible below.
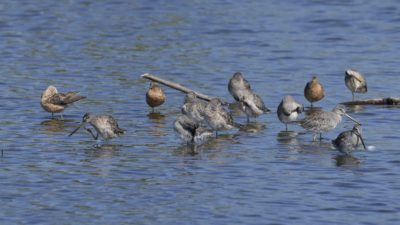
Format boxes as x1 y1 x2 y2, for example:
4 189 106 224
332 124 366 155
228 72 270 122
204 98 237 137
277 95 304 131
173 115 213 144
228 72 251 102
69 113 125 141
41 85 86 119
301 104 360 141
345 69 367 101
181 92 207 124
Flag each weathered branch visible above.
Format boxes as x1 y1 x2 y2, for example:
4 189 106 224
141 73 214 102
341 97 400 105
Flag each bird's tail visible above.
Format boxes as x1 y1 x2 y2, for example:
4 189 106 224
64 92 86 104
262 106 271 113
116 127 126 135
232 122 245 129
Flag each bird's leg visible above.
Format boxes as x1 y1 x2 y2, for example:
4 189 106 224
319 133 322 141
285 124 288 131
310 102 314 108
246 115 250 123
151 107 155 113
86 128 98 140
192 145 197 153
312 134 317 142
352 92 355 101
215 131 218 138
51 113 54 119
60 114 64 120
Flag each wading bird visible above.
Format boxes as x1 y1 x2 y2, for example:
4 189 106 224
41 85 86 119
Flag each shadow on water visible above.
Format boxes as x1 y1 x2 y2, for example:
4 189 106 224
333 154 361 167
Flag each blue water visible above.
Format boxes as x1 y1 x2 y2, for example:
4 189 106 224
1 1 400 224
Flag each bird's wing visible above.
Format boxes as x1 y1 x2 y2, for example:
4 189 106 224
284 101 303 115
180 117 198 137
104 115 125 134
49 92 85 105
251 92 270 112
242 77 251 90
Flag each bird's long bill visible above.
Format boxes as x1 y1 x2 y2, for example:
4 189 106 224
344 113 361 125
68 123 84 137
359 135 367 150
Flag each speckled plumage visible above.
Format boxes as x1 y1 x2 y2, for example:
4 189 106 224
301 105 360 141
69 113 125 141
204 98 235 136
181 92 207 123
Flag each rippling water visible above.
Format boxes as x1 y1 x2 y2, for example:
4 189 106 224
1 1 400 224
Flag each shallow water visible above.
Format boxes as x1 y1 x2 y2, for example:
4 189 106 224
1 1 400 224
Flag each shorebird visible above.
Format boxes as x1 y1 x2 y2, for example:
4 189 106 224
41 85 86 119
228 72 270 122
181 92 206 123
301 104 360 141
146 82 166 112
332 124 366 155
345 69 367 101
69 113 125 141
304 76 325 107
204 98 236 137
277 95 304 131
239 91 270 122
228 72 251 102
173 115 213 144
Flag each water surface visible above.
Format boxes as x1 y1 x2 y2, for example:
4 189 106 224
1 1 400 224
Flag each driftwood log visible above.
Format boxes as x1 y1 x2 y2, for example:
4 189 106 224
143 73 400 106
340 97 400 106
141 73 215 102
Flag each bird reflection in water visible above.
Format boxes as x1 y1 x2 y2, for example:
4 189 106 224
346 104 364 113
238 122 266 133
228 102 244 117
277 130 300 143
147 112 167 137
40 119 74 134
83 144 122 177
333 154 361 167
173 133 235 156
147 112 166 121
84 144 122 159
